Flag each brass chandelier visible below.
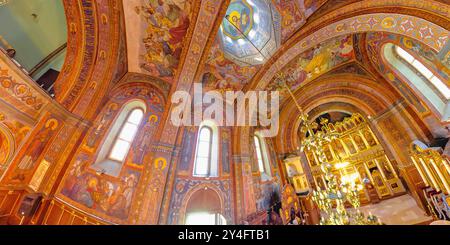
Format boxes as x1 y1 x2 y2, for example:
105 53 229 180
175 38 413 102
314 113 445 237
297 106 381 225
276 72 381 225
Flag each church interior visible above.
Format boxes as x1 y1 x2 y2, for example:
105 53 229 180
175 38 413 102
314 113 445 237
0 0 449 225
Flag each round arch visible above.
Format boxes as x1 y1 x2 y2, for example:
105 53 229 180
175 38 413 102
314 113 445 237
276 75 399 153
178 183 226 225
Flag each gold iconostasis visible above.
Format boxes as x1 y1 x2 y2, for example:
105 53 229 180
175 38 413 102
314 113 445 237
302 114 406 204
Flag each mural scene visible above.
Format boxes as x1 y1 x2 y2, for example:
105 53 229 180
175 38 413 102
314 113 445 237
267 35 355 95
58 84 165 221
132 0 192 81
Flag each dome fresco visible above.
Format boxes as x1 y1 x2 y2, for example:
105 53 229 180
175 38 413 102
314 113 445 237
218 0 281 66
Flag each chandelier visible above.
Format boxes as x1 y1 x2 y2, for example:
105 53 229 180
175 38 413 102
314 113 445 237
298 110 381 225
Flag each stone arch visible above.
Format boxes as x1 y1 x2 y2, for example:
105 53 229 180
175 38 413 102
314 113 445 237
276 75 399 153
53 0 125 120
178 183 226 225
307 102 367 122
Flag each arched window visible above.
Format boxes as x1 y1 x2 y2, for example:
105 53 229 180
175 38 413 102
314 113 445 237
395 46 450 99
109 109 144 162
92 101 146 177
193 121 218 177
383 43 450 120
254 133 272 179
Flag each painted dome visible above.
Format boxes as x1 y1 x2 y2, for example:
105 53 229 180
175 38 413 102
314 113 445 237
218 0 281 66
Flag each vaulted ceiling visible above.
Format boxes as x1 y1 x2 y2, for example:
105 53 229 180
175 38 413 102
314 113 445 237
122 0 331 90
120 0 450 107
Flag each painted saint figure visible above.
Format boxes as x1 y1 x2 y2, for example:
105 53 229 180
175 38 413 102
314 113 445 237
132 116 158 165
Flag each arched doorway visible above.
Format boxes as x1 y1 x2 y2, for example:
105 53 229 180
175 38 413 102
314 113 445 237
184 188 226 225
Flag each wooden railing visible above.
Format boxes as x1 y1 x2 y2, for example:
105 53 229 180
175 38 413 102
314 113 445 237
41 199 110 225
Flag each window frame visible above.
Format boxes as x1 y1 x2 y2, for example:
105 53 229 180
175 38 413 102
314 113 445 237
107 108 144 163
193 125 214 177
382 43 450 121
394 45 449 100
253 133 272 179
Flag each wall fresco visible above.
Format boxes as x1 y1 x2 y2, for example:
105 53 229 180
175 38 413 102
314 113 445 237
126 0 193 82
59 84 165 221
201 40 260 92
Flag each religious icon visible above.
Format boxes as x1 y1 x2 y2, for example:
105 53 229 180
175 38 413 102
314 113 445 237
132 115 159 165
86 103 118 148
378 159 395 180
154 157 167 171
343 137 357 154
18 119 59 170
371 169 389 196
323 146 334 161
363 129 377 146
352 134 367 151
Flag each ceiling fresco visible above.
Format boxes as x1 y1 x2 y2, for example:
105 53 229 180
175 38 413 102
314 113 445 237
266 35 355 95
202 41 260 93
123 0 193 82
199 0 330 93
273 0 328 41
